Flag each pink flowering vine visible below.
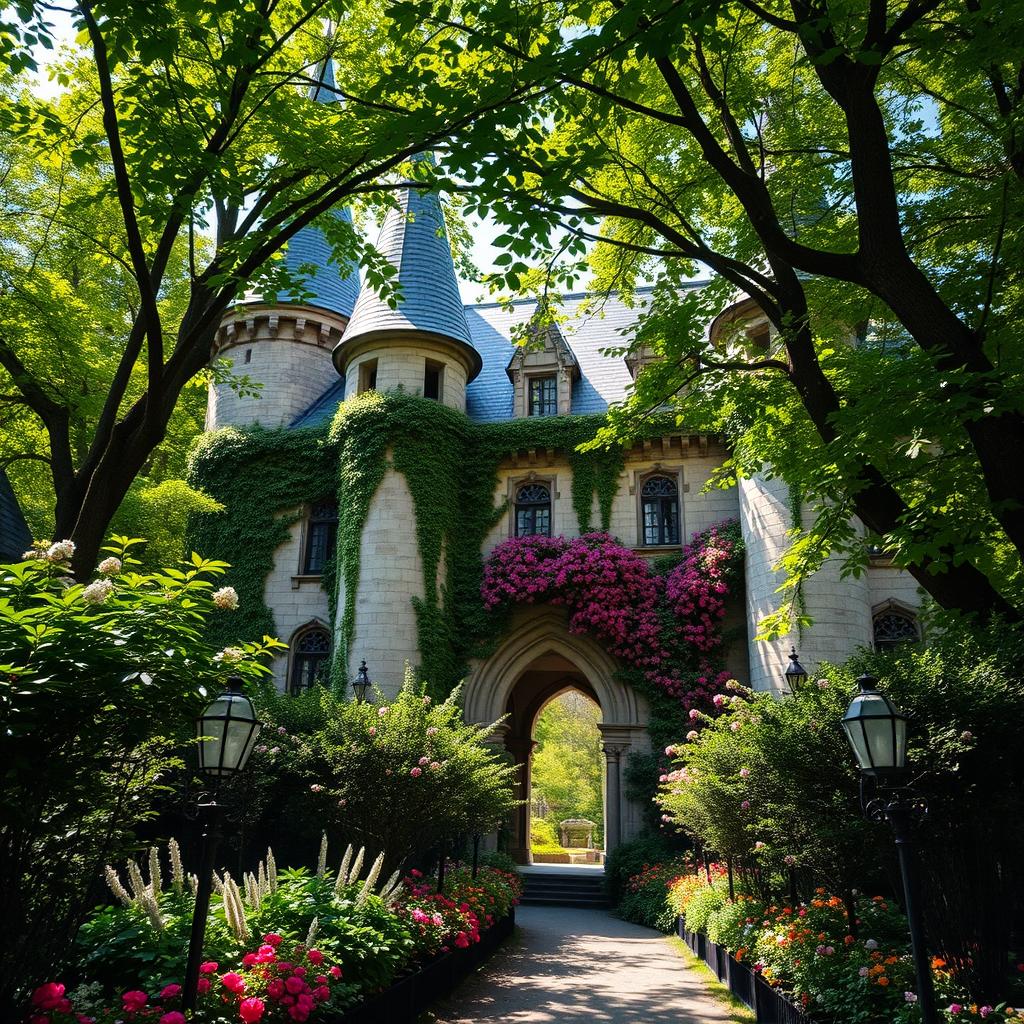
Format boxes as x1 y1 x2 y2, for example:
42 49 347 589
481 522 741 709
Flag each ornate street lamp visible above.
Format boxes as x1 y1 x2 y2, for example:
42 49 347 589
183 677 260 1013
841 674 937 1024
352 659 372 703
784 646 808 693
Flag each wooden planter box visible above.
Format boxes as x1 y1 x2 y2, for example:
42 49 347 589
679 921 816 1024
332 909 515 1024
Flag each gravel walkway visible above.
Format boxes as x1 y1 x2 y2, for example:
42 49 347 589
425 905 732 1023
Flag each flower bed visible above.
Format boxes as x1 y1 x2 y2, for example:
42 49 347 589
656 866 1022 1024
27 841 521 1024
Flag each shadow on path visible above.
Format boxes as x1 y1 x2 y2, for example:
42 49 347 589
425 905 730 1023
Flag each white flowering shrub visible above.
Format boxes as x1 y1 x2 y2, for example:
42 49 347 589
0 536 284 1007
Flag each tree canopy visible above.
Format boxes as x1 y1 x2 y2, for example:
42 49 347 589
0 0 540 575
422 0 1024 625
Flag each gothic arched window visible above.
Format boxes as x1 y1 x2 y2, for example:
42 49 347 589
641 475 680 546
515 483 551 537
290 627 331 694
872 610 919 652
303 499 338 575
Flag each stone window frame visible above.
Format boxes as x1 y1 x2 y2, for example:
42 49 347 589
357 357 378 394
423 358 445 402
286 618 332 695
526 372 558 417
507 472 560 539
871 598 921 652
291 498 337 587
507 324 578 418
631 466 686 550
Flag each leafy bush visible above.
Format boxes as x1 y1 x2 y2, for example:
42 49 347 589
658 619 1024 1001
479 851 518 874
0 539 280 1009
683 884 726 935
604 833 682 905
66 837 520 1017
530 818 560 847
617 861 688 932
231 672 518 873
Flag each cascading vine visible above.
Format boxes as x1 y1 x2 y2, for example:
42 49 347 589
481 520 744 709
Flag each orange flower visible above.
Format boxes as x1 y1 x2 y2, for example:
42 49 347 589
877 977 890 987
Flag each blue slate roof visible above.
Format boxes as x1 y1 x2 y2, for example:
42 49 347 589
247 58 361 319
342 183 474 351
0 469 32 560
291 285 713 429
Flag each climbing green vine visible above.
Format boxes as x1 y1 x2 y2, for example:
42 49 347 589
188 391 637 697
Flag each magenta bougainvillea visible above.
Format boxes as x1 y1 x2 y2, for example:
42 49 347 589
481 520 741 707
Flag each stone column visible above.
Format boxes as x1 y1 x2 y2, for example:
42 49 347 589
476 722 510 853
506 735 537 865
601 741 628 855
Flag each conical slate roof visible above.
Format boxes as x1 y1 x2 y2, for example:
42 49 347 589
341 176 477 365
277 57 361 318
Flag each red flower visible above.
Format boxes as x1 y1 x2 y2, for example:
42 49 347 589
159 984 182 1001
284 977 305 995
200 962 219 974
329 966 342 980
160 1014 186 1024
263 933 283 947
31 985 65 1011
122 991 148 1013
221 973 246 995
239 998 265 1023
197 979 211 995
267 980 285 1000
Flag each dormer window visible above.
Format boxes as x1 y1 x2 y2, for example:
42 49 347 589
528 375 557 417
515 483 552 537
507 321 579 418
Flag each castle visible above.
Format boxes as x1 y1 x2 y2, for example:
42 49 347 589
193 63 923 862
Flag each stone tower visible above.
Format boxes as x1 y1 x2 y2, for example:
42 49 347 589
333 168 482 693
206 60 361 431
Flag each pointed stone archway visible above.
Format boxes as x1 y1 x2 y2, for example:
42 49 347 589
464 606 651 864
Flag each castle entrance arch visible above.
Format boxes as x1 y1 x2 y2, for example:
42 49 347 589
464 606 651 864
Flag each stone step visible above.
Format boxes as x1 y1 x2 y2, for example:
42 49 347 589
521 872 609 907
520 895 610 908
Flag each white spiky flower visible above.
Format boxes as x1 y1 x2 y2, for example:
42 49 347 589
140 891 164 931
127 860 147 902
378 869 402 904
348 846 365 886
317 834 329 878
305 916 319 946
356 852 385 908
169 839 184 894
335 844 354 896
148 847 162 896
267 848 278 894
188 874 199 897
211 872 224 896
105 865 132 907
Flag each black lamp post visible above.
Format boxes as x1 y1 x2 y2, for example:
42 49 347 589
352 659 371 703
841 674 937 1024
182 677 261 1013
784 646 808 693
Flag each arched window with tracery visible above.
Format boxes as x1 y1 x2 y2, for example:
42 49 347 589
302 499 337 575
290 627 331 694
872 610 919 652
515 483 551 537
641 475 680 546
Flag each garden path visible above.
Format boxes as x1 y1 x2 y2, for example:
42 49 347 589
425 905 733 1023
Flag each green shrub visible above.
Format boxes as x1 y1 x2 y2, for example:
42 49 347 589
684 884 726 935
617 860 687 932
233 670 518 874
530 818 560 846
0 539 281 1008
479 850 519 874
603 833 682 905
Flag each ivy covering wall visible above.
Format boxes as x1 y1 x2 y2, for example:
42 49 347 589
188 391 630 694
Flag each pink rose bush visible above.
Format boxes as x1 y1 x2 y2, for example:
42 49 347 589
28 938 342 1024
481 522 741 708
